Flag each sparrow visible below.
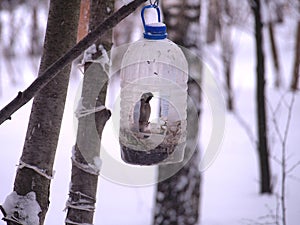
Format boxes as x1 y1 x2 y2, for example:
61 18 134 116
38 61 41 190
133 92 153 133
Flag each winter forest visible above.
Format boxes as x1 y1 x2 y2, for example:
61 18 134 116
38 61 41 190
0 0 299 224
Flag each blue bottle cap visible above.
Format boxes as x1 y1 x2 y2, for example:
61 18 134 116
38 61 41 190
144 22 167 40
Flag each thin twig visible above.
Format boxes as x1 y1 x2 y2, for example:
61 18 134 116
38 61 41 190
275 192 281 225
288 174 300 183
232 110 257 149
286 160 300 174
271 155 281 165
268 92 296 225
0 0 147 125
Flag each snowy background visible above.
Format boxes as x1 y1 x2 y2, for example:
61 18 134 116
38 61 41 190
1 3 300 225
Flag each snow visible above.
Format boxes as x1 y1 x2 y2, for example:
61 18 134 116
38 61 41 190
2 191 41 225
74 97 106 118
106 7 112 14
1 4 300 225
93 156 102 171
98 45 110 68
65 198 95 213
71 148 100 176
18 160 54 180
176 176 189 191
81 44 111 74
81 44 97 65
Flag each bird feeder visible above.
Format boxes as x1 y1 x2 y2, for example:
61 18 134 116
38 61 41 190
119 4 188 165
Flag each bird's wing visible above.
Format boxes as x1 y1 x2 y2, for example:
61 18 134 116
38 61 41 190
132 100 141 131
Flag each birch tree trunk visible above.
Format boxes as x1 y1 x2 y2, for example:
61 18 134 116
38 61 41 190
65 0 113 224
154 0 202 224
1 1 81 224
251 0 272 194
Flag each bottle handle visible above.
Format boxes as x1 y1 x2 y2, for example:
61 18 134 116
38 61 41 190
141 4 161 29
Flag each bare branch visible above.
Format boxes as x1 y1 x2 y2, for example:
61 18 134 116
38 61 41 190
271 155 281 165
282 94 295 144
268 92 296 225
232 111 257 150
288 174 300 183
286 161 300 174
0 0 147 125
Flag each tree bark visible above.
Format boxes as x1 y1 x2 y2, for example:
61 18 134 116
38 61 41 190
265 0 282 88
65 0 113 224
267 23 281 88
224 53 233 111
29 3 42 56
154 1 202 224
290 19 300 91
0 0 147 125
251 0 272 194
219 1 234 111
206 0 220 44
77 0 90 42
1 1 81 225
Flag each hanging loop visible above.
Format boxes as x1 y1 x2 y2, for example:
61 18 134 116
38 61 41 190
141 4 161 28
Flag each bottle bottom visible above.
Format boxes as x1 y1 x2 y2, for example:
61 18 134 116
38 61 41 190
120 142 185 165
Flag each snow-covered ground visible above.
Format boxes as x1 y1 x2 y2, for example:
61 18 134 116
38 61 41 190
1 9 300 225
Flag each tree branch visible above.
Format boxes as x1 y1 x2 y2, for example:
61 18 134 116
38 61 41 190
0 0 147 125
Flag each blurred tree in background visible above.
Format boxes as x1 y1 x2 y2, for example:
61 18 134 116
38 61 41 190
153 0 202 224
0 0 48 95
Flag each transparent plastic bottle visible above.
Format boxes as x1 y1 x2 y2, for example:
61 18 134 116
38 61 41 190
119 5 188 165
